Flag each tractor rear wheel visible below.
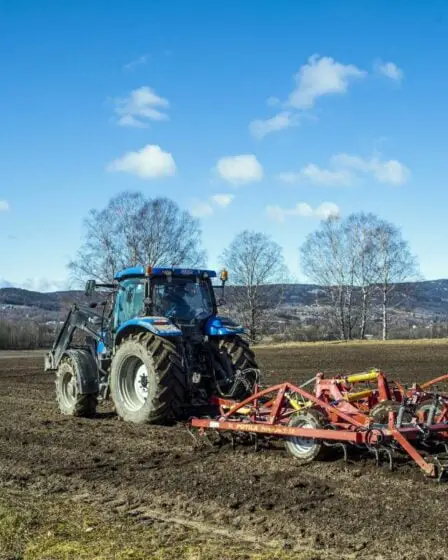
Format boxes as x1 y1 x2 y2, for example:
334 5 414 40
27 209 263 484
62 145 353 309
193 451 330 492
285 409 329 463
110 332 186 424
210 336 259 399
55 350 98 417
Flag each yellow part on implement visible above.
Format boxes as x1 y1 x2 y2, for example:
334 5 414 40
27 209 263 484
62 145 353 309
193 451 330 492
285 393 312 411
220 405 252 415
344 389 373 401
345 370 379 384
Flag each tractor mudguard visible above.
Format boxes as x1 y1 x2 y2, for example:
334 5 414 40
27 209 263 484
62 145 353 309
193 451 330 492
115 317 182 345
205 315 245 336
64 349 99 394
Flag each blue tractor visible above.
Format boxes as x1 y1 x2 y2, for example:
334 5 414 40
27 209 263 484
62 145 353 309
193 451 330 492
44 266 259 424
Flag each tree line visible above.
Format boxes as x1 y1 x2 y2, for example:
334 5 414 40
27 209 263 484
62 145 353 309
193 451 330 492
0 320 54 350
1 190 420 348
68 191 422 342
300 213 419 341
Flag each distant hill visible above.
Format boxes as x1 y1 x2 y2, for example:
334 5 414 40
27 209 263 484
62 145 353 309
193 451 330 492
2 280 448 326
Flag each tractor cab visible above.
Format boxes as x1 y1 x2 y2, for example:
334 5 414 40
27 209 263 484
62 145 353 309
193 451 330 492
112 267 224 329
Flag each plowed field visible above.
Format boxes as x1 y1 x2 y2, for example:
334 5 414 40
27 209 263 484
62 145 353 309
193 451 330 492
1 342 447 559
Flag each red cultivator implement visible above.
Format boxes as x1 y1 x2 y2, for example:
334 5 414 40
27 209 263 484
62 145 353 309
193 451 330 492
189 370 448 481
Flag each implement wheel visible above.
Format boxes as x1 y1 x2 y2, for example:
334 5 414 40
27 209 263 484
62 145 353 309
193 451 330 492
55 350 98 417
369 400 412 425
415 398 443 424
110 332 186 424
285 409 328 464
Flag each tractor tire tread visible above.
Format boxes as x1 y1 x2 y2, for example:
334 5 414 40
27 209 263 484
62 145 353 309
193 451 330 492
111 332 186 425
211 336 259 399
55 350 98 418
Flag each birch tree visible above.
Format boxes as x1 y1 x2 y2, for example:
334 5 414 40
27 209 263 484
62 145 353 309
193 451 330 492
300 215 358 340
220 230 289 342
300 213 419 340
375 221 419 340
68 191 206 283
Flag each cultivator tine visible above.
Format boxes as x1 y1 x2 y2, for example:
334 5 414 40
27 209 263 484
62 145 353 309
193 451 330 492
429 454 448 483
323 439 348 462
381 447 395 472
339 443 348 463
368 446 380 467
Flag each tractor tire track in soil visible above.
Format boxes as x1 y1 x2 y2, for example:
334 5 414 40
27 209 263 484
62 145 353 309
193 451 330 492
1 344 448 559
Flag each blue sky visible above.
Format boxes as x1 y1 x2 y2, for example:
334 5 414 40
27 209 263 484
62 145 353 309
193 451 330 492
1 0 448 291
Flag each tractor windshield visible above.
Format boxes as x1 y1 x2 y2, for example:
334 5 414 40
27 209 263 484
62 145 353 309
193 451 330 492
152 276 215 322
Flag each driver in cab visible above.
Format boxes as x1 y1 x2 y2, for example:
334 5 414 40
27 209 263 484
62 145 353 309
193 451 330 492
162 283 194 319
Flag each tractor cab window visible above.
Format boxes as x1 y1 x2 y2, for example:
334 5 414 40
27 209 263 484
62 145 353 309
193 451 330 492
116 279 145 324
152 277 214 322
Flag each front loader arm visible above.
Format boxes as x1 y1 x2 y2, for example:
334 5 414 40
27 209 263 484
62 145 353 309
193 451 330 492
44 304 103 371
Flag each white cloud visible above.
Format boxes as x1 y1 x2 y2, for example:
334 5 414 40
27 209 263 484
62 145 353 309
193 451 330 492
190 201 214 218
116 115 147 128
331 153 410 185
250 54 366 140
216 154 264 185
267 201 340 222
113 86 169 127
300 163 354 186
372 159 409 184
374 60 404 83
190 193 235 218
276 164 354 186
249 112 298 139
0 200 10 212
123 54 149 71
106 144 176 179
314 202 341 219
211 194 234 207
287 54 366 109
277 152 410 188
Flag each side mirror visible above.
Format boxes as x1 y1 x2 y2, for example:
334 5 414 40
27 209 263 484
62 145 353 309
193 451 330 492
217 298 226 306
85 280 96 297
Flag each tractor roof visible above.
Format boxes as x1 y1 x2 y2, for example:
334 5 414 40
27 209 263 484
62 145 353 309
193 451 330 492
114 266 217 281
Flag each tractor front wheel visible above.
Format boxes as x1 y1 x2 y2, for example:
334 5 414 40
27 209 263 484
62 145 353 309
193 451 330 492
110 332 186 424
55 350 98 417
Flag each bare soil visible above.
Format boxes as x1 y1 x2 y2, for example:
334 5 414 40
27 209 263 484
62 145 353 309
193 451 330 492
1 343 448 559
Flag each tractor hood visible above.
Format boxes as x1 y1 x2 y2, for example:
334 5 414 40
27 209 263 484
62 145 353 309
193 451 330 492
116 317 183 338
205 315 245 336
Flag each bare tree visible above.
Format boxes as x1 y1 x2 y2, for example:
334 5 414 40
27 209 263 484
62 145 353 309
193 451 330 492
220 230 289 342
300 216 358 340
344 213 382 339
375 221 419 340
68 191 206 284
300 212 419 340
